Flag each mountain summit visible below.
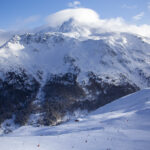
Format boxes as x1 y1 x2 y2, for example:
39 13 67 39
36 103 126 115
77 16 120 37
0 11 150 129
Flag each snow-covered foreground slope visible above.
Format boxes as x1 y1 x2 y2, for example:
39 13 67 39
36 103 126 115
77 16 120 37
0 89 150 150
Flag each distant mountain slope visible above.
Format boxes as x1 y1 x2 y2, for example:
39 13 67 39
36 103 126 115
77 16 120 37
0 18 150 126
0 89 150 150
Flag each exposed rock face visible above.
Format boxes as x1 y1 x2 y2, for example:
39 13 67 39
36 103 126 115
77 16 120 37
0 69 40 125
0 70 139 126
40 73 85 125
0 66 140 126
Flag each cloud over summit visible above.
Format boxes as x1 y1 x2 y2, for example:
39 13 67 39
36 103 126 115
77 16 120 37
46 8 100 27
45 8 150 37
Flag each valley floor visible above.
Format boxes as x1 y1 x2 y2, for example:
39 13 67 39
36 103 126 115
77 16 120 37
0 89 150 150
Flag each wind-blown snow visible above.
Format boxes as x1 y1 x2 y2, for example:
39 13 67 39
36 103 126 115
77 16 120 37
0 30 12 46
0 30 150 88
0 89 150 150
45 8 150 37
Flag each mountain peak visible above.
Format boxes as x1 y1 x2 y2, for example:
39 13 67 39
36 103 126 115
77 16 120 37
58 18 77 33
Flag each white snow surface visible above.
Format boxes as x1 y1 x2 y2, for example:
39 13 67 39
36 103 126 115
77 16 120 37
0 21 150 88
0 88 150 150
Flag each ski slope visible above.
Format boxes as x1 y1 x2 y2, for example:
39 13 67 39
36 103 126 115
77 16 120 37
0 88 150 150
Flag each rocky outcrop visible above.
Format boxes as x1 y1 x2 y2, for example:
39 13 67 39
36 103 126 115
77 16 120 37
0 69 40 125
36 72 139 126
0 69 139 126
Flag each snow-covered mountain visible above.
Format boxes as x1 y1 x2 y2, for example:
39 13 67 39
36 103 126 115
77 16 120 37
0 17 150 127
0 88 150 150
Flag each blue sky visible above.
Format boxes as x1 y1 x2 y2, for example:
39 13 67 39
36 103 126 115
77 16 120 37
0 0 150 30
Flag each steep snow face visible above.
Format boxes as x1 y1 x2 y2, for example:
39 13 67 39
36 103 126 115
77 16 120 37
0 27 150 88
0 89 150 150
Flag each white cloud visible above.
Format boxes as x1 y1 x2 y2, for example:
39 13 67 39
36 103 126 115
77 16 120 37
46 8 100 27
0 30 13 46
22 15 40 24
12 15 41 30
148 2 150 10
122 4 137 9
133 12 144 21
0 16 42 46
0 29 31 46
68 1 81 8
45 8 150 37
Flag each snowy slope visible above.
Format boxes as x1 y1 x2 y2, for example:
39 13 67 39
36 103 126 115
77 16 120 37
0 88 150 150
0 17 150 127
0 32 149 87
0 29 150 87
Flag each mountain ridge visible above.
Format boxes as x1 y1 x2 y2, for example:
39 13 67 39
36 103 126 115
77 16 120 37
0 19 150 127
